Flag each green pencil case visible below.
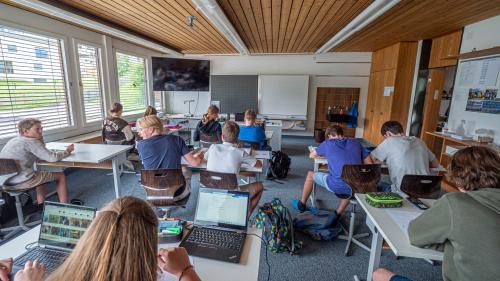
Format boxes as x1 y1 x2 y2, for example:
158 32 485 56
365 192 403 208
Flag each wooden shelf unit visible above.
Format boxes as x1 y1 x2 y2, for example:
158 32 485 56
315 87 360 138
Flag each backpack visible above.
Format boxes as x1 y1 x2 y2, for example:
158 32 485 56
0 192 32 226
293 210 343 241
267 151 291 179
255 198 301 254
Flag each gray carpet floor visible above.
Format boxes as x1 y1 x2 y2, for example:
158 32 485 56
3 136 442 281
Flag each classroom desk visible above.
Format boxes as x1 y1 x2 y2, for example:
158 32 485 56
354 194 443 281
36 143 132 198
0 224 262 281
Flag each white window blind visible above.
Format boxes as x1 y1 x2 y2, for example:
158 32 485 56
77 44 103 123
116 52 146 114
0 25 71 138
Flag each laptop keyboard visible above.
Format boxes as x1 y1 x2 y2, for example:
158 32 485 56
186 227 245 250
14 247 69 273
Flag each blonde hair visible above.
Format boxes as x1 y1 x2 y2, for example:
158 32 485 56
143 106 158 117
109 102 123 116
202 105 219 124
244 109 257 124
47 197 158 281
17 118 41 135
138 115 164 134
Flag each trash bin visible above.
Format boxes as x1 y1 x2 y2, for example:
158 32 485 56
314 129 325 143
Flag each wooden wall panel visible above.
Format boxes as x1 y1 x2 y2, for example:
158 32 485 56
217 0 372 53
429 30 463 68
333 0 500 52
315 87 360 138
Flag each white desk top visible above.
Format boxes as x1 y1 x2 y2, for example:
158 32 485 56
0 225 262 281
42 142 132 164
355 193 443 261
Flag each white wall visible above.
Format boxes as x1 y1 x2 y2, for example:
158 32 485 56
448 15 500 144
166 53 371 136
0 3 165 144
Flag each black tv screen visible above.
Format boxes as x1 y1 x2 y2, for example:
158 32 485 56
152 57 210 91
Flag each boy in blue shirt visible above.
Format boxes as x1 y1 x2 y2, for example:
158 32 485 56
238 109 266 149
292 125 371 222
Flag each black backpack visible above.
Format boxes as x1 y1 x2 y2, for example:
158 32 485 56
267 151 291 179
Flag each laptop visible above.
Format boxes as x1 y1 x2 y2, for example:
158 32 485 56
179 188 249 263
11 202 96 276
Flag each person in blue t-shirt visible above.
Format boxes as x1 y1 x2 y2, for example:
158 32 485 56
136 115 202 202
238 109 266 149
292 125 372 222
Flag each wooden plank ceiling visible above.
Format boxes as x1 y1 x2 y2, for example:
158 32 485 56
217 0 372 53
333 0 500 52
59 0 237 54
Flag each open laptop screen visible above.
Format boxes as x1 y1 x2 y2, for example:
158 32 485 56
195 188 249 230
39 202 96 250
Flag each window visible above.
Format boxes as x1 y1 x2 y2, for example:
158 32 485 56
34 63 43 71
116 52 146 114
0 25 72 138
76 43 104 123
7 44 16 53
0 60 14 73
35 47 49 58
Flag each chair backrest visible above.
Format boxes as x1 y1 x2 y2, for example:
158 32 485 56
140 169 185 206
341 164 381 194
105 139 126 145
199 170 238 190
200 133 219 148
400 175 443 199
0 158 20 187
237 140 259 150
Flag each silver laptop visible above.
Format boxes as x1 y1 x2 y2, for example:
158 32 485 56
11 202 96 276
179 188 249 263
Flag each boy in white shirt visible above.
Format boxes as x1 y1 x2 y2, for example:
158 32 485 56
202 121 263 214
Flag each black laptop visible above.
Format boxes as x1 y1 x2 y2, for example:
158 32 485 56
179 188 249 263
11 202 96 277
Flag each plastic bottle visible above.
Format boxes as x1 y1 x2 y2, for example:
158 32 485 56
327 106 332 115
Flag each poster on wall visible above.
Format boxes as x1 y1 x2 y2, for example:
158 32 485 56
465 88 500 114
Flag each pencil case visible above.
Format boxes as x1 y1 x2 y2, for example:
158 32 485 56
365 192 403 208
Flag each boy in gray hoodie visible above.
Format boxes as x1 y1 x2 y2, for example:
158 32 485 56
373 146 500 281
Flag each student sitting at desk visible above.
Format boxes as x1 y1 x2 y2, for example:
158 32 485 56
0 118 74 212
143 105 157 117
193 105 222 143
102 102 134 145
369 121 439 193
292 125 371 222
373 146 500 281
238 109 267 149
136 115 202 202
202 121 264 214
0 197 201 281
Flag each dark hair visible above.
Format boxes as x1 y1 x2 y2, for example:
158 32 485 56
222 121 240 143
448 146 500 191
381 121 404 136
109 103 123 115
325 125 343 138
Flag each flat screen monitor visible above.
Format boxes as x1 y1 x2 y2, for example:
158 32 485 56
152 57 210 91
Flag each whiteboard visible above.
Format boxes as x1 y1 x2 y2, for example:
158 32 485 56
258 75 309 117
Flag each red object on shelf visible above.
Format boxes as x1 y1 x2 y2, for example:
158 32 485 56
165 124 182 129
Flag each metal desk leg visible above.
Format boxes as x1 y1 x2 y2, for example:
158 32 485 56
111 153 126 198
310 161 319 208
366 218 383 281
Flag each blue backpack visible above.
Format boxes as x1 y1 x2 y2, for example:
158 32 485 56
293 210 343 241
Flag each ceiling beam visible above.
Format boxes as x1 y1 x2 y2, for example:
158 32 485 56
191 0 249 55
6 0 183 56
315 0 400 54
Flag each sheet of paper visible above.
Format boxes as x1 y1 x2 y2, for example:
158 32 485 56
383 86 394 97
254 150 271 159
386 209 423 238
458 60 479 87
478 57 500 86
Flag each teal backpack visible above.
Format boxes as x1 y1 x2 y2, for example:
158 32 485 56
255 198 302 254
293 210 343 241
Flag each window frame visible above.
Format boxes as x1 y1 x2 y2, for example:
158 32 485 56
0 20 77 143
73 39 106 127
113 48 150 117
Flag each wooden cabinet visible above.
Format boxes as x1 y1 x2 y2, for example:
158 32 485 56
364 42 417 145
429 30 462 68
315 87 360 138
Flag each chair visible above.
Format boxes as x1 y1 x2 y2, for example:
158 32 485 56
200 133 219 148
102 131 136 175
140 169 190 218
199 170 238 190
400 175 443 199
0 159 42 241
237 140 259 150
339 164 381 255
